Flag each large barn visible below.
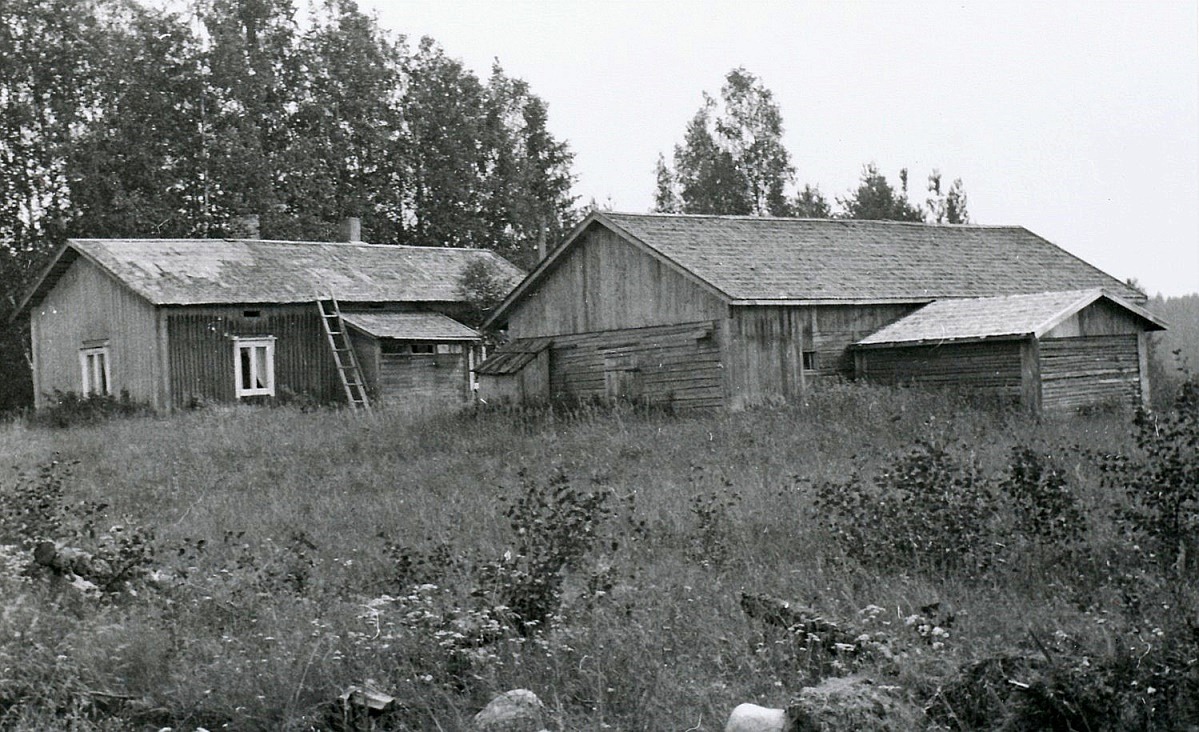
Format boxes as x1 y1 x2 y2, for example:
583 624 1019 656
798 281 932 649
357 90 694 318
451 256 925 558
14 233 522 411
477 212 1165 413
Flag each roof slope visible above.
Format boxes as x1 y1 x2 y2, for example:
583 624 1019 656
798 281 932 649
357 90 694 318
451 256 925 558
856 289 1166 348
341 312 479 341
19 238 524 313
599 213 1142 303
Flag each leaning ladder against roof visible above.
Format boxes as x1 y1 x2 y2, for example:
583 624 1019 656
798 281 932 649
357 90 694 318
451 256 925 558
317 297 371 411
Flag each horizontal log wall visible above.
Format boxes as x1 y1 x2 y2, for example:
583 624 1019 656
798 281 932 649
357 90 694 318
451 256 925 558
859 341 1024 403
1039 335 1141 411
549 321 723 410
167 305 339 408
377 353 470 404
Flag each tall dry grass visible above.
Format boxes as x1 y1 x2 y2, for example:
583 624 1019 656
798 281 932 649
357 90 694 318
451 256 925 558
0 385 1191 729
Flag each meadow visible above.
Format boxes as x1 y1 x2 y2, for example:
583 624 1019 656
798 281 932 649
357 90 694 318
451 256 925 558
0 384 1196 730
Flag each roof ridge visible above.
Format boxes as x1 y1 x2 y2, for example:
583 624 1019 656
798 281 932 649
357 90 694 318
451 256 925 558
602 211 1023 229
70 237 504 253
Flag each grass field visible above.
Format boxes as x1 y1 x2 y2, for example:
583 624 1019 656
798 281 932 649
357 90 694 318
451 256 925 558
1 384 1196 730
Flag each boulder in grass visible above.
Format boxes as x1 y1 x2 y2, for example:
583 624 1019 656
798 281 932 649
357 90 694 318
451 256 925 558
787 675 921 731
472 689 546 731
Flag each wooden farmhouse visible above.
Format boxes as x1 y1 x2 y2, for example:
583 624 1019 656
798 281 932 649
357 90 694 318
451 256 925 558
477 212 1165 413
14 234 522 411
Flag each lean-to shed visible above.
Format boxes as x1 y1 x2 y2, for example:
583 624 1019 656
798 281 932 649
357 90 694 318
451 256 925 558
13 236 522 410
477 212 1165 413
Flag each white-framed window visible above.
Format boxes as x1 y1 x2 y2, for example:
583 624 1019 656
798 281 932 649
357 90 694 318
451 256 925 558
234 337 276 398
80 344 111 397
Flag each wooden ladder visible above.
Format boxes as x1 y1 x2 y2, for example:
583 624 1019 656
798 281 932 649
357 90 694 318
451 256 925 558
317 297 371 411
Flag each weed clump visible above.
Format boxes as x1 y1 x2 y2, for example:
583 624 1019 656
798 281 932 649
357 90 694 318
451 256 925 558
30 390 151 429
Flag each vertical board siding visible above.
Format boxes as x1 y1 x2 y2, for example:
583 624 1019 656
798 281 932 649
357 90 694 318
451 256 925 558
168 305 338 407
859 341 1024 403
1043 299 1148 339
508 227 727 337
377 353 470 404
548 321 723 410
724 307 804 409
1039 335 1141 411
32 258 161 408
806 304 916 383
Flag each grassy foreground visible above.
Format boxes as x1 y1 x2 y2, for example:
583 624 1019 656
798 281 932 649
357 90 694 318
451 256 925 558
0 385 1196 730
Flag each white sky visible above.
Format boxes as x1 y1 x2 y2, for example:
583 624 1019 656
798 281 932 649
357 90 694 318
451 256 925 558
365 0 1199 296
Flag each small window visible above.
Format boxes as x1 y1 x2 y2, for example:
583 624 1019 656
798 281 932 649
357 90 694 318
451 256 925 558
380 341 408 356
802 351 819 371
234 337 275 398
242 310 261 318
410 343 435 355
80 345 111 397
437 343 464 355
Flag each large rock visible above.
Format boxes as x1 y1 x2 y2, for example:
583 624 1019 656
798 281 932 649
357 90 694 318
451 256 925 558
787 676 921 731
472 689 546 731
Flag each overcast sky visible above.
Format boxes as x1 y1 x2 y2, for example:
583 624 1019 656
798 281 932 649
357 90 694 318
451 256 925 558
365 0 1198 296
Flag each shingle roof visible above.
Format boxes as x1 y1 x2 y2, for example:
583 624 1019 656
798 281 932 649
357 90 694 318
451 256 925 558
599 213 1142 303
341 312 479 341
18 238 524 313
855 289 1165 348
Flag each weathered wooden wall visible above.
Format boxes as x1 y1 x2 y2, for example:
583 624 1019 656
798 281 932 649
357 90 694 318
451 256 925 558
804 304 914 382
376 351 470 404
1043 299 1147 338
348 330 381 400
1039 335 1142 411
31 257 163 408
857 341 1025 403
507 226 727 338
722 307 804 409
167 305 339 408
548 321 723 410
721 304 914 408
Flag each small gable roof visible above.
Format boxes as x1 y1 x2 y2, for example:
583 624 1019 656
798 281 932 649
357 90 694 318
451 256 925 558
341 312 479 341
855 289 1166 348
486 212 1142 327
15 238 524 317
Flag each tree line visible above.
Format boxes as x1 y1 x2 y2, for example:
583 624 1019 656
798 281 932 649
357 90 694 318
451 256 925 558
653 67 970 224
0 0 577 411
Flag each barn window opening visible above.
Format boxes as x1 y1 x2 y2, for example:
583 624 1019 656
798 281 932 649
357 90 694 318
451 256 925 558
410 343 435 354
234 337 275 398
802 350 819 370
242 310 261 318
437 343 464 354
80 344 111 397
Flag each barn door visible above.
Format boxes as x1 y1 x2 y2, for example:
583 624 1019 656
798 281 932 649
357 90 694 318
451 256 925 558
603 352 641 402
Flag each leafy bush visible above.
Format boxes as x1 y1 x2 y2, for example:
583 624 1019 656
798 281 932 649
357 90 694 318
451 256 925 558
686 466 740 567
0 459 156 594
30 389 151 429
1099 380 1199 576
812 441 998 573
997 446 1086 547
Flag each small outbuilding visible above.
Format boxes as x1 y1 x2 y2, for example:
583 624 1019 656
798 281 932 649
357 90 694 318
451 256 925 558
13 235 522 410
477 212 1165 413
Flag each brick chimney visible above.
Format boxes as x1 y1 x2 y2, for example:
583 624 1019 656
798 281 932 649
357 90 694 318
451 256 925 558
341 217 362 243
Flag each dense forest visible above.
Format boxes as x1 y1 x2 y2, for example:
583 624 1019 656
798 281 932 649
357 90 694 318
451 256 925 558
0 0 578 412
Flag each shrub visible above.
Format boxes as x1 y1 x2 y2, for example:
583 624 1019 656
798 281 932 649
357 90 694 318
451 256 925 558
1099 380 1199 576
812 441 998 573
30 389 151 429
0 459 157 595
997 446 1086 547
